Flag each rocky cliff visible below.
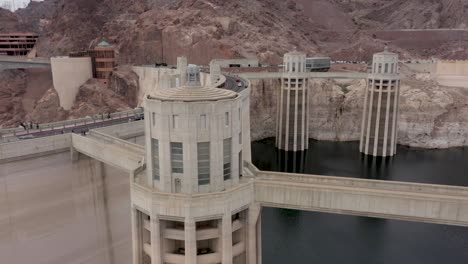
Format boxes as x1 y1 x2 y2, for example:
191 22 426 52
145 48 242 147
249 75 468 149
0 7 19 32
0 67 138 127
11 0 468 63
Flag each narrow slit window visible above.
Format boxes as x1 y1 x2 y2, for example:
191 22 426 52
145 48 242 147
223 138 232 180
171 142 183 173
225 112 230 127
197 142 210 185
173 115 179 129
152 139 160 180
200 114 207 129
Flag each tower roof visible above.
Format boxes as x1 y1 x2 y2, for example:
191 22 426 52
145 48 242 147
149 86 237 102
375 46 397 56
97 41 112 47
285 50 306 56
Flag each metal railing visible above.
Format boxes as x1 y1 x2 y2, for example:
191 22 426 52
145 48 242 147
0 107 144 143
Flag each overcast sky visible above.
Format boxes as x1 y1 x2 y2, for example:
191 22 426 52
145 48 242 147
1 0 43 11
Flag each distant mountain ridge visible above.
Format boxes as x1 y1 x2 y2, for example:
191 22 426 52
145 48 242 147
2 0 468 63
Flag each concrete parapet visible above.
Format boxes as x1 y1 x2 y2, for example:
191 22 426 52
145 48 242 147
71 133 145 173
0 134 71 163
253 166 468 227
93 120 145 139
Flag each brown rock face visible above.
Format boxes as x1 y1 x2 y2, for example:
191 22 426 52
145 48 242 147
0 69 27 128
12 0 468 63
0 67 138 128
68 79 132 119
0 8 20 33
28 88 67 123
109 66 140 108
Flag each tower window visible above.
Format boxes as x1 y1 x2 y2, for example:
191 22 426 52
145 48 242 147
223 138 232 180
171 142 183 173
239 132 242 145
197 142 210 185
200 114 207 129
173 115 179 129
152 139 160 180
225 112 230 126
239 151 243 178
384 63 388 73
152 112 156 127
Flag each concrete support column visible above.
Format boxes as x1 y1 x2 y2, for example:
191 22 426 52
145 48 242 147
247 204 260 264
256 212 262 264
185 219 197 264
131 207 141 264
70 145 80 161
151 217 162 264
222 214 233 264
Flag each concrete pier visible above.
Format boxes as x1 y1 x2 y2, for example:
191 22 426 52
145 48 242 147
360 48 401 157
276 51 309 152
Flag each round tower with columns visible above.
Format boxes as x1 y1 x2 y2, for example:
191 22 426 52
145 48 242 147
276 51 309 152
360 47 401 157
131 65 259 264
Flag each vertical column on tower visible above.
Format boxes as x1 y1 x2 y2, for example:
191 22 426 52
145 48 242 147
209 60 222 86
177 56 188 86
360 47 401 157
276 51 309 152
247 204 261 264
222 213 233 264
185 219 197 264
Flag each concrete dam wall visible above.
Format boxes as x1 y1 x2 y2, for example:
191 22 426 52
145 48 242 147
0 151 132 264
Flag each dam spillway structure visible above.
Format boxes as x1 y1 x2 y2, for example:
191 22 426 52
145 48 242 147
360 47 401 157
276 51 309 152
135 65 259 264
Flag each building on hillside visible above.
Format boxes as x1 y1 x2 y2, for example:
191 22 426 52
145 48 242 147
89 41 115 81
69 40 116 84
0 33 38 57
360 47 401 157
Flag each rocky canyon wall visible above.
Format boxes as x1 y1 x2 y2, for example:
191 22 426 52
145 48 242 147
249 77 468 149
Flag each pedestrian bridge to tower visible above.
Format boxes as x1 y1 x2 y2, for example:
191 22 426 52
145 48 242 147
246 163 468 227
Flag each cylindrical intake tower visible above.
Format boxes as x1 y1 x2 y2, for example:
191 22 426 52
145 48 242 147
360 48 401 157
276 51 309 151
133 66 258 264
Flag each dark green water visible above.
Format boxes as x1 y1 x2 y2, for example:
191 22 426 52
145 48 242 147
253 138 468 264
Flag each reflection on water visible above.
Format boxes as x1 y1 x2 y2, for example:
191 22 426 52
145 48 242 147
252 138 468 186
254 138 468 264
0 153 132 264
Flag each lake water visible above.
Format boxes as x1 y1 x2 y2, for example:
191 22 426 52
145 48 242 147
253 138 468 264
